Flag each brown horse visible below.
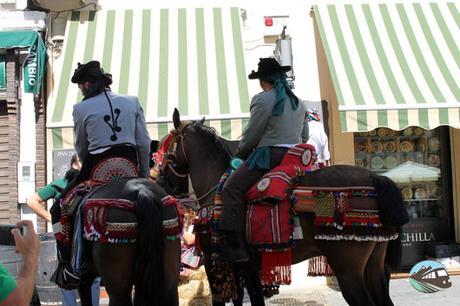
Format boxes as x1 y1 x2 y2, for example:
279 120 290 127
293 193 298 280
156 109 409 306
72 178 180 306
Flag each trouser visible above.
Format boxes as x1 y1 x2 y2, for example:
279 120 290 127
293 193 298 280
220 147 288 232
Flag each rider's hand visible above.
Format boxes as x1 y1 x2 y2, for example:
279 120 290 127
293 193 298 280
12 220 40 263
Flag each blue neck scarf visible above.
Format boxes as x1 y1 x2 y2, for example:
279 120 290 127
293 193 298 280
265 73 299 116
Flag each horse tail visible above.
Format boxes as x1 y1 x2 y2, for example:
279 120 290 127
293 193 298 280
385 226 403 269
133 187 164 306
372 175 409 226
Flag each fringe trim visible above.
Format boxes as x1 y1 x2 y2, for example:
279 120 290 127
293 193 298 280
308 256 334 277
314 225 398 241
314 233 399 242
260 248 292 286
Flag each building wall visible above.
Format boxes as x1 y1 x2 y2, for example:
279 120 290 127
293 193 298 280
35 87 46 232
312 12 354 165
0 50 20 223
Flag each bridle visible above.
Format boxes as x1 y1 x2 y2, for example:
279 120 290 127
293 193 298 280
150 122 191 181
151 121 218 205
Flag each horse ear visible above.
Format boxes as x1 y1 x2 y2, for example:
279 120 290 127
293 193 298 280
200 117 205 124
173 108 181 130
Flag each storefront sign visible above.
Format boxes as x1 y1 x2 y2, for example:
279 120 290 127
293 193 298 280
400 218 451 268
52 149 76 180
0 31 46 94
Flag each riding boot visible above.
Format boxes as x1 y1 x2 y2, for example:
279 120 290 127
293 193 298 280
212 231 249 263
51 241 80 289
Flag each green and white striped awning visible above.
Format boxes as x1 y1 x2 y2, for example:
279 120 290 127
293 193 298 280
313 2 460 132
47 7 250 148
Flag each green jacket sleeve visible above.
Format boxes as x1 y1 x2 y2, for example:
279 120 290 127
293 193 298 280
0 263 17 303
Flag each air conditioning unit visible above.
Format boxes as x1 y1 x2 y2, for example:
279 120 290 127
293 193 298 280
17 162 35 204
35 0 98 11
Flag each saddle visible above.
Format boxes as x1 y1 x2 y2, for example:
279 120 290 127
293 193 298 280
55 157 183 282
197 144 395 287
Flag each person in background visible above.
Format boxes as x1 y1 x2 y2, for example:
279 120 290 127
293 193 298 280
26 154 101 306
306 108 331 167
27 154 81 223
0 220 40 306
179 206 202 280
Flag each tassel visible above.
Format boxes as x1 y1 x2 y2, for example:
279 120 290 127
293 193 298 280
260 248 292 285
307 256 334 276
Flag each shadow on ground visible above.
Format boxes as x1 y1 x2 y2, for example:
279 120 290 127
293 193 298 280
269 298 326 306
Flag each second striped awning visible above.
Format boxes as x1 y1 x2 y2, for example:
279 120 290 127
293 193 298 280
313 1 460 132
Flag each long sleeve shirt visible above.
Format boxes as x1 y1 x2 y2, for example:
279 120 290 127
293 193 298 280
238 89 309 159
73 90 151 177
307 120 330 162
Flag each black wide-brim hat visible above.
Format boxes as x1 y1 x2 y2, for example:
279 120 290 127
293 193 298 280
71 60 112 85
248 57 291 79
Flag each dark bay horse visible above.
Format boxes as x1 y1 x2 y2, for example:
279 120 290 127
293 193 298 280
74 178 180 306
156 109 408 306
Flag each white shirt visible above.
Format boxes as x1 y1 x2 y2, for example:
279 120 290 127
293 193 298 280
307 120 330 162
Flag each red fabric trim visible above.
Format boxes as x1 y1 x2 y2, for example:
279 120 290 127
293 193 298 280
246 199 292 246
260 248 292 285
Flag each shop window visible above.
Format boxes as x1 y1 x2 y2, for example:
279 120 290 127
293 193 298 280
354 127 454 268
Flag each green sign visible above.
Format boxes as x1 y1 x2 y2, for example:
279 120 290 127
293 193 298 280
0 56 5 91
0 31 46 94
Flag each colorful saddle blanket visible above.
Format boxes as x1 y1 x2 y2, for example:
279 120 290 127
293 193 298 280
56 157 182 246
245 144 316 247
83 195 182 243
292 186 398 241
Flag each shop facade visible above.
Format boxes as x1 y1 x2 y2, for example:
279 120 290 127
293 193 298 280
0 9 48 231
312 2 460 269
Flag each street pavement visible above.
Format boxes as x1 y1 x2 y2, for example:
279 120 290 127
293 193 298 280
98 275 460 305
97 261 460 305
236 275 460 306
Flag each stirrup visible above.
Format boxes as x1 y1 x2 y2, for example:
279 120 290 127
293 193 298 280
52 264 80 289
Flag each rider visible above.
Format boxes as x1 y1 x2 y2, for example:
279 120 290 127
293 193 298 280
56 60 151 286
216 58 309 262
71 60 151 181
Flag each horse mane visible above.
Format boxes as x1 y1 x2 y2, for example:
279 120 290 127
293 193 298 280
189 121 233 160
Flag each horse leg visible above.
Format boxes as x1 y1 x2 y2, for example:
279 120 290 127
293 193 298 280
92 243 135 306
162 239 181 306
364 242 393 306
202 256 226 306
322 241 376 306
240 261 265 306
78 274 96 306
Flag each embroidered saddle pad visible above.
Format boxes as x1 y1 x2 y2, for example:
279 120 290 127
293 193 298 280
57 157 182 245
91 157 139 183
83 195 182 243
292 186 398 241
245 144 316 247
